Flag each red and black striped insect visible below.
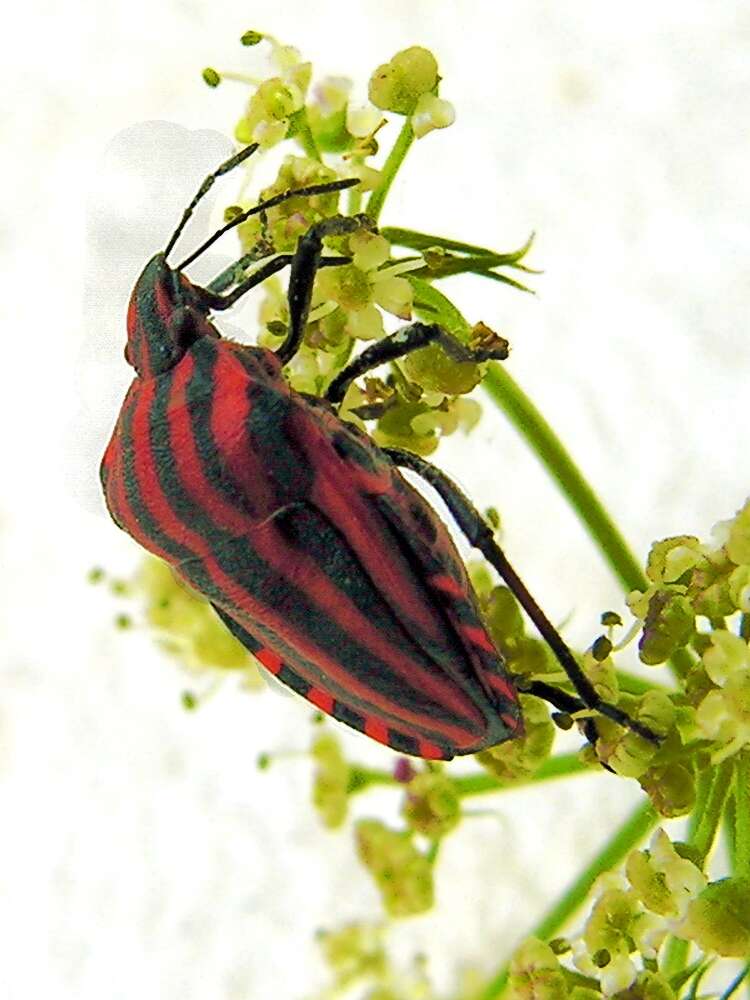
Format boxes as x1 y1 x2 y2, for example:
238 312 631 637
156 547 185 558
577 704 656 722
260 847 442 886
101 144 657 760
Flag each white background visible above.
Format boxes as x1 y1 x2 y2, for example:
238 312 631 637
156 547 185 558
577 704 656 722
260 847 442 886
2 2 748 998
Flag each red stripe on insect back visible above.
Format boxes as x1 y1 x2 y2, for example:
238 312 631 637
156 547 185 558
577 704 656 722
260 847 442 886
208 348 275 513
154 275 174 327
428 573 465 598
459 625 497 655
418 739 446 760
303 438 446 641
307 687 334 713
364 716 390 744
501 712 522 731
252 522 482 724
487 673 519 703
166 353 254 536
240 520 483 738
255 647 282 675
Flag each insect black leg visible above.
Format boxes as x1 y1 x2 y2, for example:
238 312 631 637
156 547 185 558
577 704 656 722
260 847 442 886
382 446 660 746
197 254 349 311
275 214 375 365
325 322 510 404
514 678 602 748
165 143 260 260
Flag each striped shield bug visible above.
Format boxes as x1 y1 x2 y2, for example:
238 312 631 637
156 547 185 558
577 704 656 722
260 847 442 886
101 144 658 760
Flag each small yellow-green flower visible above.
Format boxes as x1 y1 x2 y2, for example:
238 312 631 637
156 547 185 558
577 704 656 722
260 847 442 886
401 771 461 838
234 38 311 148
475 694 553 781
317 922 387 987
506 938 568 1000
311 732 350 829
355 819 434 917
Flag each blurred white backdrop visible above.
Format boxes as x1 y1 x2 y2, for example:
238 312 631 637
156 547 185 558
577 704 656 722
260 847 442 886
2 2 749 998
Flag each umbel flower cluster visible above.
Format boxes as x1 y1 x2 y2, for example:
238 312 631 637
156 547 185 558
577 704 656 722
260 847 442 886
98 32 749 1000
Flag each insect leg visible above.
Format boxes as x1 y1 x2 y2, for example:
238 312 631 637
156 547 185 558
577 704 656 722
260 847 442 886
197 254 349 311
275 214 375 365
325 323 509 404
382 446 660 745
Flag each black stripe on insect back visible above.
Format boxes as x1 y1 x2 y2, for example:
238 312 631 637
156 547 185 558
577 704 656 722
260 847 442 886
144 368 479 738
175 340 485 729
182 340 263 521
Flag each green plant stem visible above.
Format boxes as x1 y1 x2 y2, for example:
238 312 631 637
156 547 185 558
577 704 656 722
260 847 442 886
453 753 588 797
482 364 695 678
693 757 734 867
290 108 321 162
482 364 648 594
347 753 587 798
366 118 414 222
478 801 658 1000
725 792 737 872
719 964 750 1000
734 752 750 878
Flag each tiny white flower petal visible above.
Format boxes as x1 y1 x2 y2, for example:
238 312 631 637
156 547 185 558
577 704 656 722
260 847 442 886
599 954 637 996
571 943 598 977
347 105 383 138
307 301 339 323
252 119 287 148
411 94 456 139
314 76 352 115
372 276 413 320
631 911 669 959
704 630 750 686
711 517 733 549
663 545 702 582
346 304 384 341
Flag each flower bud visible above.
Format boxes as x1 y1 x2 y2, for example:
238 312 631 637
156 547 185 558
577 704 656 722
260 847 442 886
638 762 695 818
507 938 568 1000
638 591 694 666
368 47 439 115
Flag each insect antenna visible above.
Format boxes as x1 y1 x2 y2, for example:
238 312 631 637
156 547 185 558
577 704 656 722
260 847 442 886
163 142 260 260
177 176 360 271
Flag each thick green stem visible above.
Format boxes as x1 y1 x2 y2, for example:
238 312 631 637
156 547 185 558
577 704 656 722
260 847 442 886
366 118 414 222
482 364 694 678
482 365 649 594
734 752 750 878
478 802 658 1000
